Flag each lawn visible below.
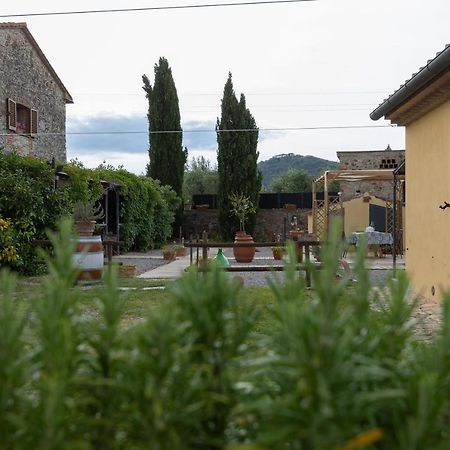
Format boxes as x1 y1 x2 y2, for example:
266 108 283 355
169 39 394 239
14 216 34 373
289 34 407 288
6 274 280 330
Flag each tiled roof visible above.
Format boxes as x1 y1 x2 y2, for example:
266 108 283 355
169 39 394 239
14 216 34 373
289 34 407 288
370 44 450 121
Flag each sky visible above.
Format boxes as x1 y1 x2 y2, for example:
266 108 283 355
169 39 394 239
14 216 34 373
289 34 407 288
3 0 450 174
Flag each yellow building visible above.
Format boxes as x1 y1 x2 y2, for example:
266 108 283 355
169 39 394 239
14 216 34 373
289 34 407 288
371 44 450 301
342 194 387 237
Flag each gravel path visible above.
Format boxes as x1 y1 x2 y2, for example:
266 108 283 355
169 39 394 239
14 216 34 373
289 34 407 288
113 250 171 276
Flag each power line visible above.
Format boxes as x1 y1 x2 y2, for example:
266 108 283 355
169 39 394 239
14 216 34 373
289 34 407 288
73 90 389 97
0 0 315 19
0 124 396 137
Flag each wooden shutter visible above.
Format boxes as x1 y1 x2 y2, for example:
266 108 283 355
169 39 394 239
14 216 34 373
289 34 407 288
30 109 38 136
7 98 16 131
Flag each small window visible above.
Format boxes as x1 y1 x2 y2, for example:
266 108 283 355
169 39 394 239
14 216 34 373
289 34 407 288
379 158 398 169
7 98 38 137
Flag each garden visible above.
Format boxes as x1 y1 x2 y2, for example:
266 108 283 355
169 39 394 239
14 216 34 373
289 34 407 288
1 220 450 449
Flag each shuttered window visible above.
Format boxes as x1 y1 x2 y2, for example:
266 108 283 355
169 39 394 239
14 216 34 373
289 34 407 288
30 109 38 136
6 98 38 137
7 98 17 131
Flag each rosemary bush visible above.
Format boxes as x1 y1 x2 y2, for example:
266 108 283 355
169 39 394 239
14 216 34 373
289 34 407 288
1 220 450 449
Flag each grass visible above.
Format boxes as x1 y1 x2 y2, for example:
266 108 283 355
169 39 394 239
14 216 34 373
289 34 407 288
6 274 282 330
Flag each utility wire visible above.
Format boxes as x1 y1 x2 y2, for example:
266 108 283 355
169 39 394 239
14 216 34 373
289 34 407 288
74 90 388 96
0 124 396 137
0 0 315 18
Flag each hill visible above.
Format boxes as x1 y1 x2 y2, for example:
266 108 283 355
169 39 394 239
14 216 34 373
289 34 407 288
258 153 338 188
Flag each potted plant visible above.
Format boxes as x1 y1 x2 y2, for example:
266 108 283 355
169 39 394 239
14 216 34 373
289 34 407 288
162 245 177 260
72 200 104 236
288 215 304 241
171 244 186 257
119 263 136 278
271 246 285 260
229 192 257 263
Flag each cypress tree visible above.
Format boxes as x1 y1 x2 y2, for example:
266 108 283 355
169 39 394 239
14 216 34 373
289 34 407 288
143 57 187 233
217 73 261 239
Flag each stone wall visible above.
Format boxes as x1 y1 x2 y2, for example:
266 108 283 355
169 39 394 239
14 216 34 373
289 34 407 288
0 26 68 161
337 148 405 201
184 208 310 240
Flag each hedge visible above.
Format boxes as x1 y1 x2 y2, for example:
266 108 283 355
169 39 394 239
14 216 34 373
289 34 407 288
0 151 179 273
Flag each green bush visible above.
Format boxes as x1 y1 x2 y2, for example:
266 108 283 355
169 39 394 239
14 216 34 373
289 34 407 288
92 166 180 251
0 151 72 274
1 221 450 449
0 152 179 273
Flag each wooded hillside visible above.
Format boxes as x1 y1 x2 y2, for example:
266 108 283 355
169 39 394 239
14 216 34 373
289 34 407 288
258 153 338 188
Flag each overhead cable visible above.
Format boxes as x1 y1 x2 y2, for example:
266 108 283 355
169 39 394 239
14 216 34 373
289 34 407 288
0 124 396 137
0 0 315 19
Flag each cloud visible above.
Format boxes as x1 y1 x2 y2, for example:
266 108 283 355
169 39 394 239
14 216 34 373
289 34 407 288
66 114 219 155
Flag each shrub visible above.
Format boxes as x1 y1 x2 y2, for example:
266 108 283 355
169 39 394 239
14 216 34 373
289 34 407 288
2 220 450 448
92 166 180 250
0 152 179 273
0 151 72 274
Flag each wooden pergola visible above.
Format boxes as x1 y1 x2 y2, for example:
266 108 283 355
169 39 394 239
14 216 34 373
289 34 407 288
312 168 405 260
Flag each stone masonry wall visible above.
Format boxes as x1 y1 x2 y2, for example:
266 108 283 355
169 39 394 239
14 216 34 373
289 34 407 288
0 27 67 161
337 148 405 201
184 208 310 240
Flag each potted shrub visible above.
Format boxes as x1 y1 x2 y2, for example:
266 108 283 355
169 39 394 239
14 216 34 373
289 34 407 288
271 246 285 260
230 193 257 263
72 200 104 236
162 245 177 260
172 244 186 257
119 263 136 278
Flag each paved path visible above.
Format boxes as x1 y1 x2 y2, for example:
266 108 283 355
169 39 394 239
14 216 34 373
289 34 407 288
137 254 191 279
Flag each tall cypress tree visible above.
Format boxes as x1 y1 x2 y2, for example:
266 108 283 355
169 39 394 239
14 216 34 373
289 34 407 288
217 73 261 239
143 57 187 233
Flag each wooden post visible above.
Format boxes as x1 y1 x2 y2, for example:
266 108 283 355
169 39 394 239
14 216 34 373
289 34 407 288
202 231 208 277
312 178 317 235
305 244 311 288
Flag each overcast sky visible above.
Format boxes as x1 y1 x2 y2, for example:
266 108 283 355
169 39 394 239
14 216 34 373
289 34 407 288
4 0 450 173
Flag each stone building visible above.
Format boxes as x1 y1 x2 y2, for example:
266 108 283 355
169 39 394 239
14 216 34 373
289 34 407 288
0 23 73 161
337 146 404 201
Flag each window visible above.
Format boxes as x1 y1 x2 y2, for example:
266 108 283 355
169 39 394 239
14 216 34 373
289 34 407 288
7 98 38 136
379 158 398 169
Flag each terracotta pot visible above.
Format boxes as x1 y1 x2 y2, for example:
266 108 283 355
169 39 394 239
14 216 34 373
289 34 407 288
175 247 186 257
163 251 176 260
74 220 96 236
272 247 284 260
119 265 136 278
233 231 255 263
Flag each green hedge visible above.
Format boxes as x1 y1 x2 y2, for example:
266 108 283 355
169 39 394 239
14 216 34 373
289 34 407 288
92 165 180 252
0 152 179 273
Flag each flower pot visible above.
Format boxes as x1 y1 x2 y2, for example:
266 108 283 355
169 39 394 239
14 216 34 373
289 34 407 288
163 250 176 260
175 247 186 257
272 247 284 260
119 264 136 278
233 231 255 263
74 220 96 236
